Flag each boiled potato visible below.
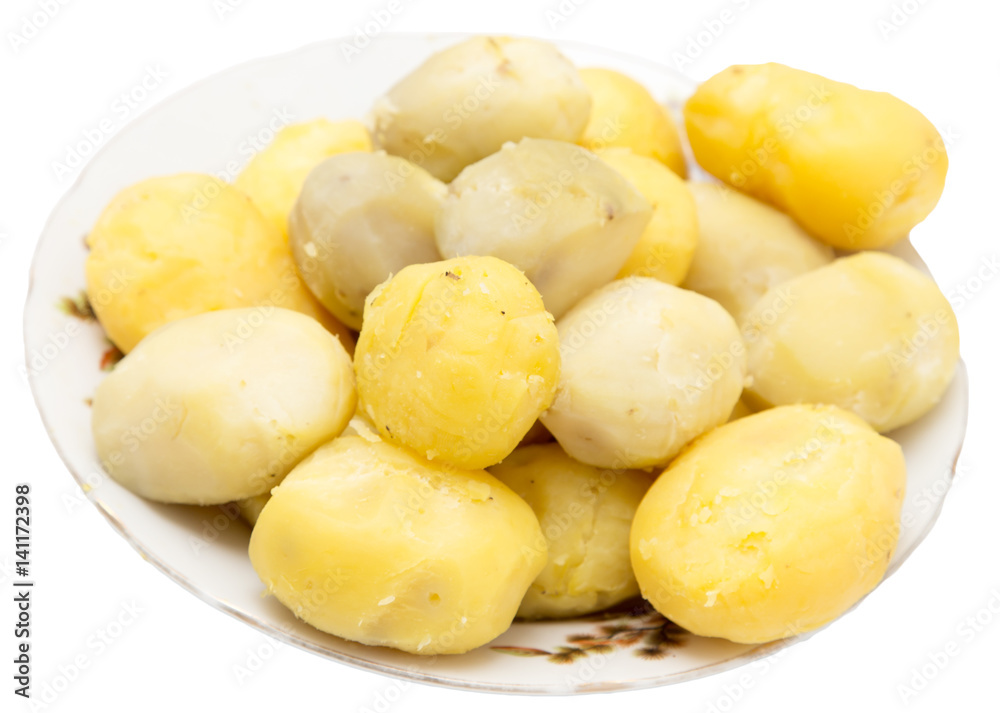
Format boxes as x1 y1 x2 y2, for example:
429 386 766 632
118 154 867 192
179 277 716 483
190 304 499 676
85 174 353 353
289 152 445 330
541 277 745 469
236 494 270 528
91 308 355 505
371 36 591 182
579 68 686 178
234 118 372 237
742 251 959 432
598 148 698 285
248 435 546 655
727 396 756 422
631 404 906 644
683 182 833 323
684 63 948 249
436 138 651 318
355 256 560 469
489 443 653 619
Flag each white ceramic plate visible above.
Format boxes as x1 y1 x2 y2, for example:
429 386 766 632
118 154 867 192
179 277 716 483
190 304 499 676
24 34 968 695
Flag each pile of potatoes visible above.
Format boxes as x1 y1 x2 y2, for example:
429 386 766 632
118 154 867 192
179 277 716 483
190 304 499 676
86 35 959 654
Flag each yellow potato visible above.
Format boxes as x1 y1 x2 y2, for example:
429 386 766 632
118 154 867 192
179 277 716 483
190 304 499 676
599 148 698 285
234 118 372 237
743 252 959 432
436 138 651 318
372 36 591 182
236 494 270 528
727 396 756 422
683 182 833 322
355 256 560 469
91 308 356 505
631 404 906 644
541 278 745 469
684 63 948 249
289 152 445 330
489 443 653 619
579 67 686 178
249 435 546 654
85 174 352 353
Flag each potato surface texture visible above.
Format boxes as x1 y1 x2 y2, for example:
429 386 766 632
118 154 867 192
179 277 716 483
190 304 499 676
355 256 560 469
631 404 906 644
85 173 350 353
598 148 698 285
541 277 745 469
91 308 356 505
490 443 653 619
371 36 591 182
248 435 546 655
578 67 686 178
289 152 445 330
682 182 833 323
743 252 959 432
436 138 651 318
684 63 948 249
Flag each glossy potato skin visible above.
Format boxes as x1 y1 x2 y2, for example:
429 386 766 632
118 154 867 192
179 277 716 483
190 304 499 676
742 252 959 432
289 152 445 330
631 405 906 644
579 67 687 178
599 148 699 286
541 277 745 469
91 308 356 505
490 443 653 619
436 138 651 319
85 174 352 353
355 256 560 470
682 182 833 323
684 63 948 249
248 436 546 655
372 36 591 182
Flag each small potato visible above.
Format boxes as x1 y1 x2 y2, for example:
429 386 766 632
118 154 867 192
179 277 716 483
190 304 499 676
541 278 745 469
289 152 445 330
489 443 653 619
371 36 591 182
631 405 906 644
683 182 833 323
436 138 651 318
579 68 686 178
355 256 560 470
234 118 372 237
742 252 959 432
85 174 352 353
685 63 948 249
91 308 356 505
599 148 698 285
249 435 546 655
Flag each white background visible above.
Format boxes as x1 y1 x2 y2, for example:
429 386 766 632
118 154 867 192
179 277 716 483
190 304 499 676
2 0 998 711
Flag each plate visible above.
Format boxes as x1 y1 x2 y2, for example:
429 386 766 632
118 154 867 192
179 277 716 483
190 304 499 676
23 34 968 695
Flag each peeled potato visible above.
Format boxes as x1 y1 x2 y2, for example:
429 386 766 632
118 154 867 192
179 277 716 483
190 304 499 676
579 67 686 177
436 138 651 318
489 443 653 619
236 494 270 528
248 435 546 655
631 404 906 644
85 174 352 353
683 182 833 323
289 152 445 330
234 118 372 237
742 251 959 432
371 36 591 182
91 308 356 505
598 148 698 285
684 63 948 249
355 256 560 469
541 277 745 469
